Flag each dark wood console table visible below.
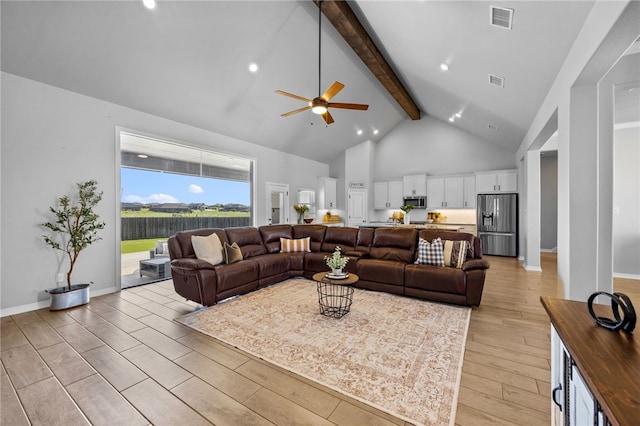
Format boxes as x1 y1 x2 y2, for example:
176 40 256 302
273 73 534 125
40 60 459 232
541 296 639 426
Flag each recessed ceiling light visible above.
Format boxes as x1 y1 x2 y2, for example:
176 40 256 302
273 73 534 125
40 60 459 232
455 113 461 118
143 0 156 9
137 154 149 158
357 129 363 135
448 117 455 122
373 129 379 135
248 63 258 73
440 63 449 71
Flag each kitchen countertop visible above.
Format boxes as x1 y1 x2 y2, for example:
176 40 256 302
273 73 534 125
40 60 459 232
360 223 464 231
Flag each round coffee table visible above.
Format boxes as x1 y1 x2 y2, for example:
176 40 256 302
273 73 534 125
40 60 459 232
312 272 359 319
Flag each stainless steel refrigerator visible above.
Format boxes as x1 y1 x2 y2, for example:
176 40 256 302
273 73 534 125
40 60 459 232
477 193 518 256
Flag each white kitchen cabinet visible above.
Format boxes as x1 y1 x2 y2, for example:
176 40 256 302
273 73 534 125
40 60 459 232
374 181 403 210
317 177 337 209
458 225 477 236
403 174 427 197
463 176 476 208
426 178 444 208
427 177 464 208
475 170 518 193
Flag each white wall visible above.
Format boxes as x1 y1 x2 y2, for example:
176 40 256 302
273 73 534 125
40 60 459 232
540 153 558 251
373 116 516 181
1 72 328 314
515 0 638 300
613 125 640 277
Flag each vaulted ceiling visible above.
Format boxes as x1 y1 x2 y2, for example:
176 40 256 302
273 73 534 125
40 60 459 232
2 1 599 163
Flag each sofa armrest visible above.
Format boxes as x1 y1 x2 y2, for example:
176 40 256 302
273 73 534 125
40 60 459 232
344 250 370 259
171 258 217 270
461 258 490 272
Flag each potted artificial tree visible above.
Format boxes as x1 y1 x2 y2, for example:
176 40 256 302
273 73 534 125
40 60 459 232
42 180 105 310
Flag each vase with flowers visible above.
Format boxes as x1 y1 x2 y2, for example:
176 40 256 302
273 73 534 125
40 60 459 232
400 204 414 225
293 204 309 224
325 246 349 276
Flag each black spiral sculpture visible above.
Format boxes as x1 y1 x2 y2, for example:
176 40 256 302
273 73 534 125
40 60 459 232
587 291 636 333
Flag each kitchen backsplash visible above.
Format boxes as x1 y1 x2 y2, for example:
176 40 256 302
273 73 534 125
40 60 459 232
414 209 476 224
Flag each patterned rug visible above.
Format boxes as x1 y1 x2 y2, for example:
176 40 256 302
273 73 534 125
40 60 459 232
176 278 470 426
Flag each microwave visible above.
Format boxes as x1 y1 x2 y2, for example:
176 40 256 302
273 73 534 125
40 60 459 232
403 196 427 209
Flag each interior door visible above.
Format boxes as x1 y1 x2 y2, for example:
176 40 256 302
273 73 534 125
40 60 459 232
266 182 289 225
348 189 368 227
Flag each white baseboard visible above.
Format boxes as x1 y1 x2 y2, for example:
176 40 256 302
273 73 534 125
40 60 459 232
540 247 557 253
523 264 543 272
614 273 640 281
0 285 120 318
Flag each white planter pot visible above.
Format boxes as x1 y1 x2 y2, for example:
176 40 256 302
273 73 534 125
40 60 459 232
404 213 410 224
48 283 90 311
331 268 343 276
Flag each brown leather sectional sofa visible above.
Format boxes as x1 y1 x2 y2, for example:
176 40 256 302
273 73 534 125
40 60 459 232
167 224 490 308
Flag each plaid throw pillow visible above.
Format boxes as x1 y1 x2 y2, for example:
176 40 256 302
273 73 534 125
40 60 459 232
443 240 469 268
414 237 445 266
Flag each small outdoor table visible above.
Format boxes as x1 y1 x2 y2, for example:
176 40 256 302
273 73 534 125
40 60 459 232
139 258 171 280
312 272 359 319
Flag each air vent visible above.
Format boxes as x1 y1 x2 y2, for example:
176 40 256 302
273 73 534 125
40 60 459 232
489 74 505 88
491 6 514 29
488 123 498 132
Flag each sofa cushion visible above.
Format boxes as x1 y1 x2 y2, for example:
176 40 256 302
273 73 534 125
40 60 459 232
356 258 405 286
320 227 358 252
223 242 243 264
405 264 466 295
370 228 417 263
253 253 291 278
226 226 267 258
169 228 228 260
415 237 444 267
443 240 469 268
292 225 326 252
191 233 224 265
259 224 293 253
280 237 311 253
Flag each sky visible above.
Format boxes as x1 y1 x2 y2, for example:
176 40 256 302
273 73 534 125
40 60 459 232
121 168 250 206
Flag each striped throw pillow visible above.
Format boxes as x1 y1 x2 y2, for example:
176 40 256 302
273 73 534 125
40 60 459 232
443 240 469 268
280 237 311 253
414 237 445 266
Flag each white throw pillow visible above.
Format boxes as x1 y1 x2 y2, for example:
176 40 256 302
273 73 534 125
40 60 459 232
191 233 224 265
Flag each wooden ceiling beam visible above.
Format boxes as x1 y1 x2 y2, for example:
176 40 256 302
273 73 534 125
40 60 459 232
314 0 421 120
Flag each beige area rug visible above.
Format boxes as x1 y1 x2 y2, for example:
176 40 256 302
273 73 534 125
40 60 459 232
176 278 470 426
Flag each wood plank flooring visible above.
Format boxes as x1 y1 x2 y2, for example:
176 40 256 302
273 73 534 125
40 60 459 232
1 253 638 425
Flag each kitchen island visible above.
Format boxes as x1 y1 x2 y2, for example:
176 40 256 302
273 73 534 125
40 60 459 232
361 222 464 232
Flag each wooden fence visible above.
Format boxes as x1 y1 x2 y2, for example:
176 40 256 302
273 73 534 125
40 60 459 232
121 217 251 240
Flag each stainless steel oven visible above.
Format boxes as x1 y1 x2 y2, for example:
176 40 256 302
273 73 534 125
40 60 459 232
402 196 426 209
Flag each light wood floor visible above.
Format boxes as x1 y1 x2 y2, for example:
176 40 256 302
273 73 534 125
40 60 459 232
2 254 638 425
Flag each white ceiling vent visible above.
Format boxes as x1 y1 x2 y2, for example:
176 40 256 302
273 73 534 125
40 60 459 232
488 123 498 132
489 74 505 88
490 6 514 30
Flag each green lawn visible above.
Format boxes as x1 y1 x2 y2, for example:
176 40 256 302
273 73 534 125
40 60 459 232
121 238 161 254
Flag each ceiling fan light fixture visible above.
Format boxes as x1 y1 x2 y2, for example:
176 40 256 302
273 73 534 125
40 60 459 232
310 98 328 115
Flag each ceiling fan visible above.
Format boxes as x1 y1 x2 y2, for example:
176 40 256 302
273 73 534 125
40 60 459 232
275 1 368 125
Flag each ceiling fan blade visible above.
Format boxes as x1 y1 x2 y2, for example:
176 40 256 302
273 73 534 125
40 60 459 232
275 90 312 103
281 106 312 117
322 110 335 125
321 81 345 101
328 102 369 111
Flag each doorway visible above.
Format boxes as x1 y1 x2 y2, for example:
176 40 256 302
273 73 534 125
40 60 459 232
266 182 290 225
348 189 368 227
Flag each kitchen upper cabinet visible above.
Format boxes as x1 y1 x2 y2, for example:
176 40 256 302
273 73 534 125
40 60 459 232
317 177 337 209
427 177 465 208
476 170 518 193
403 174 427 197
463 176 476 208
374 181 403 210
